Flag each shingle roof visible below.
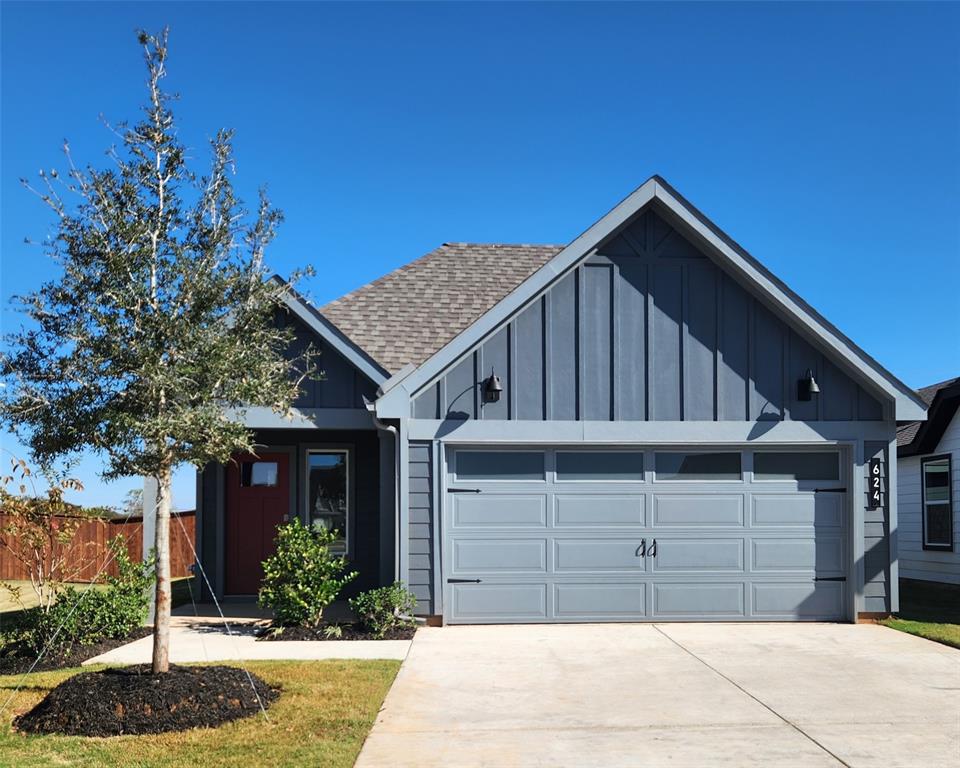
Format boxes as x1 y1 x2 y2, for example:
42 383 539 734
320 243 563 373
897 376 960 448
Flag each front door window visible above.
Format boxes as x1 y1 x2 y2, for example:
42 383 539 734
308 450 349 554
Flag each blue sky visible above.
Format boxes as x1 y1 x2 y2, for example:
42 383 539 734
2 1 958 509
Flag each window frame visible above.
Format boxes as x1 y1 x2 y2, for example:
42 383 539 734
921 453 954 552
304 447 352 557
454 450 546 482
554 450 645 483
653 451 743 482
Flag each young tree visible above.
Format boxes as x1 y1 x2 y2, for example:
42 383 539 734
1 28 316 673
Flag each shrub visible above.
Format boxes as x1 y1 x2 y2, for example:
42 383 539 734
258 519 357 627
349 581 417 639
20 538 154 655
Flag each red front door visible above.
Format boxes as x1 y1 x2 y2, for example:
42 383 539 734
225 452 289 595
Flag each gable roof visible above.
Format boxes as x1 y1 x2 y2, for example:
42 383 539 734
374 175 928 421
897 376 960 456
320 243 562 373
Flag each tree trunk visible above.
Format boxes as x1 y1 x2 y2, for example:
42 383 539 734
151 466 172 674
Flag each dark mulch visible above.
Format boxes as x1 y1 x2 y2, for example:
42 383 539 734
0 627 153 676
258 623 416 641
15 664 279 736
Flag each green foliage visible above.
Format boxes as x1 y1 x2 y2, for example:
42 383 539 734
0 26 319 480
16 538 154 656
349 582 417 639
323 624 344 640
258 519 357 627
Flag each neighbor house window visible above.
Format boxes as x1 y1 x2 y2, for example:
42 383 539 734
240 461 278 487
922 455 953 551
308 451 349 554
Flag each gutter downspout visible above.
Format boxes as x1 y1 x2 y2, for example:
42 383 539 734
365 397 401 582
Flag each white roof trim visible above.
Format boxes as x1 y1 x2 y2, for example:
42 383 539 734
375 177 926 421
276 278 389 386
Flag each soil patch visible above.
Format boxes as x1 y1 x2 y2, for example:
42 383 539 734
0 627 152 675
15 664 278 736
258 624 415 641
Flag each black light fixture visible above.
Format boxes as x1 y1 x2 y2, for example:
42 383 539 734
797 368 821 402
482 369 503 404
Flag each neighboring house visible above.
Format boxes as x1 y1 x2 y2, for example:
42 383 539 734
182 176 927 624
897 377 960 584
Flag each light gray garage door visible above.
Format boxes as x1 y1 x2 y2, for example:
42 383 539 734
443 447 848 623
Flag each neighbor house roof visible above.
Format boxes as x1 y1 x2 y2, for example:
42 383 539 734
319 243 562 373
897 376 960 456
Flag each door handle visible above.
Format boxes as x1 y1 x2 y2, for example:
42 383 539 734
636 539 646 557
448 488 482 494
649 539 657 558
447 578 482 584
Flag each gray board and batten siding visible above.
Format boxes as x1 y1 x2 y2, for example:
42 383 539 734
413 207 884 424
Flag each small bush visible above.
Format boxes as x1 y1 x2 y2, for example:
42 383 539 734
258 519 357 627
20 538 154 656
349 581 417 639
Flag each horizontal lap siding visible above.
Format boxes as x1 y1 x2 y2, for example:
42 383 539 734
414 207 884 423
408 442 434 614
897 414 960 584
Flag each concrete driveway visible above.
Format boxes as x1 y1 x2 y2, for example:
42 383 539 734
356 623 959 767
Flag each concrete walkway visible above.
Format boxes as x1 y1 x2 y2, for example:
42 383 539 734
84 614 411 665
356 623 960 768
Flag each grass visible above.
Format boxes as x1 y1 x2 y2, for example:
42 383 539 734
881 579 960 649
0 659 399 767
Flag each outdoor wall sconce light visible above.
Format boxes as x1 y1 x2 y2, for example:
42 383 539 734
482 370 503 404
797 368 821 402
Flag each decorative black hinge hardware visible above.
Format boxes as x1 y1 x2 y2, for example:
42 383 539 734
448 488 482 494
813 488 847 493
447 578 482 584
814 576 846 582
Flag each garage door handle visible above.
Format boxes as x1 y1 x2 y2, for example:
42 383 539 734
649 539 657 558
814 576 846 582
814 488 847 493
448 488 482 494
637 539 646 557
447 578 482 584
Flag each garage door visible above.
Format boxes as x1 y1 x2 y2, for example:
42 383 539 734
443 447 848 623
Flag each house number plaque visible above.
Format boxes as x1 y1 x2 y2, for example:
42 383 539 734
867 457 884 511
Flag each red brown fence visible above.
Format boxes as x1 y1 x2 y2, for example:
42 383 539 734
0 511 195 582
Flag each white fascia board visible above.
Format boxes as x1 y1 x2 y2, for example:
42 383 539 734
375 178 926 422
278 284 389 386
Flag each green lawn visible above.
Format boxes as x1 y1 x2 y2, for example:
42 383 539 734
0 659 399 767
881 579 960 649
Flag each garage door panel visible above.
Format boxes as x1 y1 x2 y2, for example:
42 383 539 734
453 539 546 573
452 583 547 620
752 582 844 618
652 538 744 572
555 583 646 618
752 494 843 528
554 539 648 572
653 582 745 617
453 495 547 528
554 495 645 527
653 495 744 527
752 536 844 573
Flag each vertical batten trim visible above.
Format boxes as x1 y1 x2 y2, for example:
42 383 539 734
679 263 686 421
782 325 790 422
645 262 654 421
507 321 516 421
543 292 552 421
609 262 618 421
471 350 479 420
714 269 721 421
575 266 583 421
746 297 755 420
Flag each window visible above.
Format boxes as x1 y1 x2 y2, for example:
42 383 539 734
240 461 278 487
308 451 349 553
456 451 545 480
754 452 839 481
556 451 644 481
655 452 741 481
922 455 953 551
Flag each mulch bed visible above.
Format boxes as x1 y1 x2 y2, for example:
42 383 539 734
258 624 416 641
0 627 153 676
15 664 279 736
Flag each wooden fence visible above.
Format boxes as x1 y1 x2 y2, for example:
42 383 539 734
0 510 196 583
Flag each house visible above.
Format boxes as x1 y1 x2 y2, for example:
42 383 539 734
182 176 927 624
896 377 960 584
